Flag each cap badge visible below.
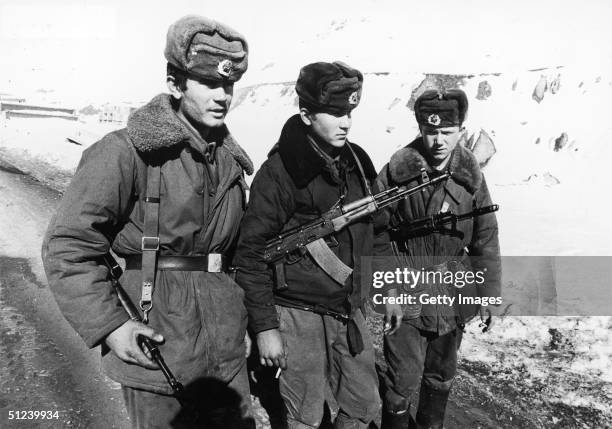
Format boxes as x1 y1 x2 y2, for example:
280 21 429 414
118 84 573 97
217 59 234 77
348 91 359 105
427 114 441 126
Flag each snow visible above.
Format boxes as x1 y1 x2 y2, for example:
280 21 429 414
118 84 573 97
461 316 612 412
0 115 119 189
6 109 75 118
3 0 612 104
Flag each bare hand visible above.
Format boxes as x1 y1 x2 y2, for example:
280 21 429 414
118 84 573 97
384 303 403 336
479 305 497 333
105 320 164 369
256 329 286 369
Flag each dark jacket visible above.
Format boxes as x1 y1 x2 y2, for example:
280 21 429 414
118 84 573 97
377 138 501 335
42 94 253 393
234 114 391 334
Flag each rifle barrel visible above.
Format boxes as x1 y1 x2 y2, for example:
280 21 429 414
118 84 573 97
376 173 449 209
455 204 499 221
398 204 499 235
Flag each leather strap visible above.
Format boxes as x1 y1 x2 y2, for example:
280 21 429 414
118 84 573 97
345 142 372 197
140 164 161 323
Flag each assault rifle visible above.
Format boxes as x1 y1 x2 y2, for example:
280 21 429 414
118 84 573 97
263 171 450 290
102 254 185 400
393 204 499 237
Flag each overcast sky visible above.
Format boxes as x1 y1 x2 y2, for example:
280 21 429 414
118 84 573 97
0 0 610 106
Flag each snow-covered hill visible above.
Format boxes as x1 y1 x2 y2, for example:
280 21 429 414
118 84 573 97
230 68 611 181
226 67 612 257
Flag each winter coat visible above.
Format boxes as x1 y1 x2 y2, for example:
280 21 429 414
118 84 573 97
42 94 253 394
234 114 392 334
377 138 501 335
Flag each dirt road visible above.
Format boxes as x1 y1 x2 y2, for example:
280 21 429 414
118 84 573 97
0 168 129 429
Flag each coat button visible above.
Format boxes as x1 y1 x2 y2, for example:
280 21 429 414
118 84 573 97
197 188 204 195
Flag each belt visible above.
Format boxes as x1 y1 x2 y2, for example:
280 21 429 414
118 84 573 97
125 254 228 272
292 303 350 323
278 303 363 353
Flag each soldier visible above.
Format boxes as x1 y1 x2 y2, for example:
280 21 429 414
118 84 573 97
378 89 501 428
42 15 254 429
234 62 391 428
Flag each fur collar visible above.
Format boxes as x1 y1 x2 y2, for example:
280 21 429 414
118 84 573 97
127 94 253 175
273 114 377 188
389 138 482 193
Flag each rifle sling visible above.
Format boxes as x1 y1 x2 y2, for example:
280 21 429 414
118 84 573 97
346 142 373 197
301 142 367 286
140 164 161 323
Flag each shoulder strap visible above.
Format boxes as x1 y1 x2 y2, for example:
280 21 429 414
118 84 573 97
140 163 161 323
346 142 373 197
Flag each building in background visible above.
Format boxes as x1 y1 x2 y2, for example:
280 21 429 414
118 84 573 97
98 102 138 124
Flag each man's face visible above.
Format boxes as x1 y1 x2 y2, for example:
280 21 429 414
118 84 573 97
420 125 463 165
175 77 234 129
305 110 352 148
